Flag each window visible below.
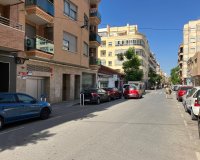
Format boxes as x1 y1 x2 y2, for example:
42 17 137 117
108 42 112 46
83 42 89 56
84 14 89 30
101 59 106 65
100 50 106 57
64 0 77 20
0 94 16 103
63 32 77 52
108 61 112 66
17 94 35 103
108 52 112 57
101 41 106 47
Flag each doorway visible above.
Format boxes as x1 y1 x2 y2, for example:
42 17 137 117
62 74 70 101
0 62 9 92
74 75 80 99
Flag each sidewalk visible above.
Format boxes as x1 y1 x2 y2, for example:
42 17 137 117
52 99 80 108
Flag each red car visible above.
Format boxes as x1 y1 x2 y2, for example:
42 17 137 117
176 86 193 102
102 87 122 100
123 84 143 99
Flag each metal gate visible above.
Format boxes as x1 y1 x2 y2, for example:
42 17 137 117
26 77 45 100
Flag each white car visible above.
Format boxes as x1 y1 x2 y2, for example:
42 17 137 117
184 86 200 120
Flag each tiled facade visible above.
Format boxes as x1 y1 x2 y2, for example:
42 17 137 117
1 0 101 103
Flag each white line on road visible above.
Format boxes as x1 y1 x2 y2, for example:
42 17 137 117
184 120 188 127
0 127 24 135
196 152 200 160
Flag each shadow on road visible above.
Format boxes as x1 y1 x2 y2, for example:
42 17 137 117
0 98 130 152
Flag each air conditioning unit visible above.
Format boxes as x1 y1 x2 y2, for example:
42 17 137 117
25 37 35 49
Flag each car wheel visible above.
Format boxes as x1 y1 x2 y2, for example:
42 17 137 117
96 98 100 105
0 117 4 129
40 108 50 120
191 109 197 120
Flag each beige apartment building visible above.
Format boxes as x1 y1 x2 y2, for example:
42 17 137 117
98 24 151 82
182 19 200 85
0 0 101 103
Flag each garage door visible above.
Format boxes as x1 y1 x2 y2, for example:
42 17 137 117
26 77 45 100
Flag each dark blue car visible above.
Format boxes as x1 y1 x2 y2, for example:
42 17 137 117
0 93 52 129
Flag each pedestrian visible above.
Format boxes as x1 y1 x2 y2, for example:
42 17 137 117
165 85 170 98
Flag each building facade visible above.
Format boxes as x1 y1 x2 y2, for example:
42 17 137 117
183 19 200 84
98 24 151 82
187 52 200 86
0 0 101 103
178 44 183 83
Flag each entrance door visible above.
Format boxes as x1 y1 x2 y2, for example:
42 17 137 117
0 62 9 92
74 75 80 99
62 74 70 101
26 77 45 99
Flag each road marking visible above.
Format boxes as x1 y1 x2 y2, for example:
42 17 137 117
181 113 184 118
196 152 200 160
0 127 24 135
184 120 188 127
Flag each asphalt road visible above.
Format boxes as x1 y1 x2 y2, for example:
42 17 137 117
0 89 200 160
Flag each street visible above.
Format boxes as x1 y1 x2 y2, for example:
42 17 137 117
0 90 200 160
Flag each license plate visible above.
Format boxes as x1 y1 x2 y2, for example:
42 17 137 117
84 99 90 102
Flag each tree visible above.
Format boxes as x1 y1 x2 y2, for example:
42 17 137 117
148 68 162 86
170 66 181 84
119 47 143 81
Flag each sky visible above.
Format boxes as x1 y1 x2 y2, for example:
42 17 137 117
98 0 200 75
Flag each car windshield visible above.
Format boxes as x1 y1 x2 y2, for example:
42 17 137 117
83 89 97 93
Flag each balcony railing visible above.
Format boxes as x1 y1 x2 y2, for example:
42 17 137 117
25 0 54 16
0 16 23 30
89 57 101 65
90 9 101 21
25 35 54 54
90 33 101 44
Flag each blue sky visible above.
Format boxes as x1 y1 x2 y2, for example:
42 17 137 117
98 0 200 75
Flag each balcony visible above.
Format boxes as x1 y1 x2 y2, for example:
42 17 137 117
90 0 101 4
0 16 24 51
25 0 54 25
90 9 101 24
89 33 101 47
89 57 101 70
0 0 24 6
25 35 54 59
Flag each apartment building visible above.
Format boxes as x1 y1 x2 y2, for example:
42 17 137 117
183 19 200 84
178 44 183 82
0 0 101 103
0 0 25 93
187 52 200 86
98 24 151 82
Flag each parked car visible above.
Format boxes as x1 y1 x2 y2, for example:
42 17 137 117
102 87 122 100
176 86 193 102
184 86 200 120
173 85 181 91
81 88 111 104
0 92 52 129
123 84 143 99
182 89 191 108
128 81 145 95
